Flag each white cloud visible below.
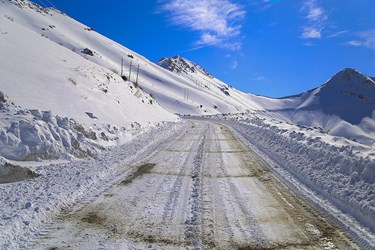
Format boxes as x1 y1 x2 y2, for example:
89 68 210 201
300 0 327 40
198 33 221 45
345 30 375 49
222 41 242 50
159 0 245 50
230 60 238 69
249 73 266 81
328 30 349 38
359 30 375 49
346 40 362 47
302 0 327 22
306 7 324 21
247 0 275 11
302 27 321 39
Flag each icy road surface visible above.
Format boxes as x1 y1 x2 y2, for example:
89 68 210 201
34 121 358 249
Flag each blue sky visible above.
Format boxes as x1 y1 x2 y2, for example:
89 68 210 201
40 0 375 97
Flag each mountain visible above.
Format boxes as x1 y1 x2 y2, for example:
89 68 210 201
154 55 267 114
298 68 375 124
267 68 375 123
249 68 375 145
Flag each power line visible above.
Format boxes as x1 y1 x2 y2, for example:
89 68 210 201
35 0 57 10
36 0 48 8
44 0 57 9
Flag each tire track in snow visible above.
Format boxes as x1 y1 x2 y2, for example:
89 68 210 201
200 129 219 249
217 129 268 247
201 126 235 248
184 126 207 248
203 123 267 248
161 154 191 223
200 176 217 248
160 124 206 223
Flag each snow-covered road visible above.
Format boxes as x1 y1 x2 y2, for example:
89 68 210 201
33 121 359 249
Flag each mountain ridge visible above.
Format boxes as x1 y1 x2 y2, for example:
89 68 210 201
291 68 375 124
157 55 214 79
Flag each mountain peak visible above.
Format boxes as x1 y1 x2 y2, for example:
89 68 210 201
332 67 360 78
157 56 213 79
323 68 375 91
315 68 375 124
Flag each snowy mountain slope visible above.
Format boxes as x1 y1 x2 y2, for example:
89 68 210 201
246 69 375 146
1 0 266 117
0 0 181 161
286 68 375 124
0 0 266 162
156 55 266 113
157 56 375 141
0 0 177 127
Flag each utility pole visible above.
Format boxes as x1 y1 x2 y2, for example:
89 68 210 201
184 88 189 101
120 57 123 76
135 64 140 86
129 60 132 81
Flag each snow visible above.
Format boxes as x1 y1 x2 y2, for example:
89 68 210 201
0 120 189 249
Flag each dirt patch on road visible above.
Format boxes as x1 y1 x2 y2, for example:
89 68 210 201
81 212 106 225
119 163 156 186
125 229 188 248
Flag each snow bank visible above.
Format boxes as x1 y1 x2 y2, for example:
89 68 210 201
212 115 375 234
0 120 189 249
0 94 163 161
